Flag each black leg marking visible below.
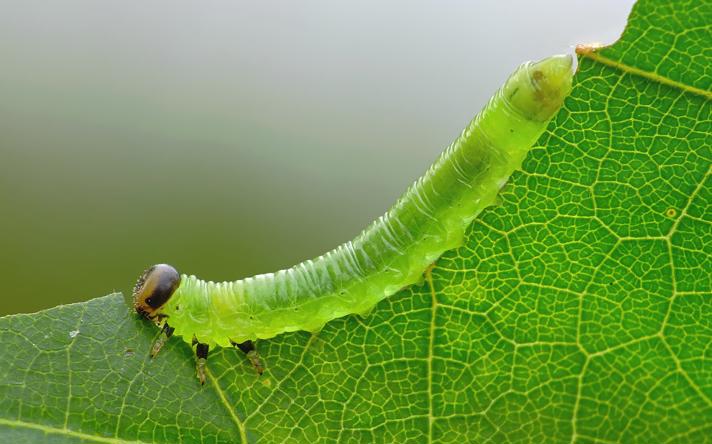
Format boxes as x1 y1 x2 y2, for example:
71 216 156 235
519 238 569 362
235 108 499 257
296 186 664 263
232 339 255 354
150 323 175 358
230 339 264 375
196 342 209 360
194 340 209 385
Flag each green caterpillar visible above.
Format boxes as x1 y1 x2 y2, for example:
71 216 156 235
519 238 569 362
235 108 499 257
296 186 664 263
133 55 573 384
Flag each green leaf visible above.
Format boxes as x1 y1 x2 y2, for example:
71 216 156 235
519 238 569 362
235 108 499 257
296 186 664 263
1 0 710 442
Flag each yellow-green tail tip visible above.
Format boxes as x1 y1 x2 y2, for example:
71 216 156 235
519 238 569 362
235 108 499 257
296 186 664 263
506 54 574 122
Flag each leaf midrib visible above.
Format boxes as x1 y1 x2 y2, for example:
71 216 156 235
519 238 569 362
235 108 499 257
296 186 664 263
578 49 712 99
206 369 249 444
0 417 153 444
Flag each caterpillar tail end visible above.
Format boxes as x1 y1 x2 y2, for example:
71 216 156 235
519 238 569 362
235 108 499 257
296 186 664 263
508 54 574 122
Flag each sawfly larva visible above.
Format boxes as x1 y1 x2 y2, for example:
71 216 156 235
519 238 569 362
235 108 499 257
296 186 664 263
132 54 574 384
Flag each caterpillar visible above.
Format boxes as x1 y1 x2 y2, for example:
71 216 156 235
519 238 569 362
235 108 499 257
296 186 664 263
132 55 574 384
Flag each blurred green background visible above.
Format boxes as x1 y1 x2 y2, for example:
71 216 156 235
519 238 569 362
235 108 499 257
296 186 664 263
0 1 633 315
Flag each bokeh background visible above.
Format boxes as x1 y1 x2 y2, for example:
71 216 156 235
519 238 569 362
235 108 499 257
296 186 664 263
0 1 634 315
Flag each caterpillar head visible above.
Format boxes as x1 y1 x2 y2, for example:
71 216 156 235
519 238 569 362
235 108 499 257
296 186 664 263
132 264 181 320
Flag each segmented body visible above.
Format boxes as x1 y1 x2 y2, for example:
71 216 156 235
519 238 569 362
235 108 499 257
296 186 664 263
157 55 573 348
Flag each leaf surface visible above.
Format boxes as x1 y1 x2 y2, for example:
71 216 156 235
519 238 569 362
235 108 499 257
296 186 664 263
1 0 710 442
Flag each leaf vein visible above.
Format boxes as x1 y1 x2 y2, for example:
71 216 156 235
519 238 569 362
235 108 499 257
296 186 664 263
578 50 712 100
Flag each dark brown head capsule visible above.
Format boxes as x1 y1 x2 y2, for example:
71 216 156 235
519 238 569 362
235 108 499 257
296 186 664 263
132 264 181 319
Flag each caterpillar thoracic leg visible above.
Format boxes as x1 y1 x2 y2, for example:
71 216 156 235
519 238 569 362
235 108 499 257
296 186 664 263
150 323 174 358
192 337 209 385
231 340 264 375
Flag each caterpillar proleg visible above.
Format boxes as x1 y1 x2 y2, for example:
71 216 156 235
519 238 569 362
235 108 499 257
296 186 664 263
133 55 574 383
